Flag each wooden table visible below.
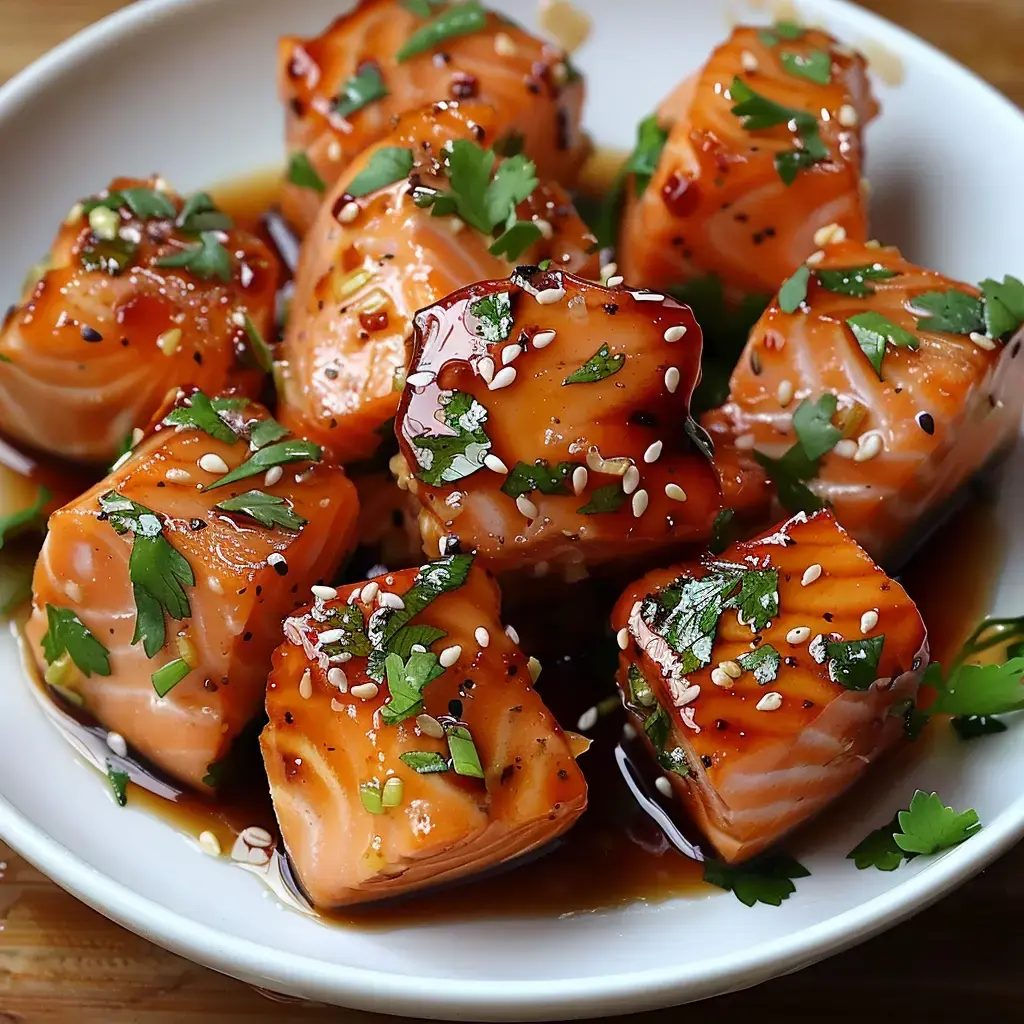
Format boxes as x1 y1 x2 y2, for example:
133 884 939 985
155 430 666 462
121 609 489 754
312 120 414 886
1 1 1022 1021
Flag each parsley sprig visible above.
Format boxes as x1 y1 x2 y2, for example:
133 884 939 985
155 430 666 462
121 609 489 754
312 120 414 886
396 0 487 63
704 853 810 907
335 64 388 118
41 605 111 678
215 490 307 531
156 231 233 282
201 438 322 491
562 344 625 385
409 390 492 486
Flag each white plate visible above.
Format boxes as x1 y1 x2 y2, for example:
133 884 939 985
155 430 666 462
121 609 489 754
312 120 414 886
1 0 1023 1019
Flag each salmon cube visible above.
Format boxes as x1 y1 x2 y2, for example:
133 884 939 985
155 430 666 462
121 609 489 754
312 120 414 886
261 555 587 907
611 508 928 863
24 390 358 790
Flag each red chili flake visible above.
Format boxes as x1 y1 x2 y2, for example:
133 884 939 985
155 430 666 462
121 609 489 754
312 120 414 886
449 72 478 99
359 309 389 333
661 171 701 217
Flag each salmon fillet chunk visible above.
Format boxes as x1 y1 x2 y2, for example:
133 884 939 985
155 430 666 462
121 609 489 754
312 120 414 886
0 176 279 465
393 266 724 574
24 390 358 790
618 23 877 305
611 508 928 864
261 555 587 908
279 0 587 234
278 101 599 464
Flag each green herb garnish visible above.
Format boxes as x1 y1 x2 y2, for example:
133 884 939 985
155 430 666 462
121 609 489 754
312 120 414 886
489 220 543 261
893 790 981 855
41 605 111 677
847 814 905 871
156 231 233 282
577 481 627 515
980 275 1024 340
249 417 290 450
562 343 625 385
215 490 307 531
469 292 514 342
81 237 136 276
625 663 654 709
815 264 899 299
500 460 579 498
151 657 191 697
778 264 810 313
319 604 373 660
400 750 450 773
348 146 415 197
779 49 832 85
643 704 689 776
737 643 780 684
83 187 176 220
201 439 322 492
446 724 485 778
242 315 274 372
0 484 50 549
911 289 984 335
287 152 326 194
396 0 487 62
952 715 1007 740
826 636 885 691
410 389 491 486
176 192 233 234
623 113 669 197
106 761 129 807
335 64 389 118
757 20 805 46
703 853 810 907
163 391 239 444
847 311 920 378
381 650 446 725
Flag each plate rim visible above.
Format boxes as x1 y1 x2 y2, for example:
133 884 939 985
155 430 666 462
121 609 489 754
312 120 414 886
2 0 1024 1017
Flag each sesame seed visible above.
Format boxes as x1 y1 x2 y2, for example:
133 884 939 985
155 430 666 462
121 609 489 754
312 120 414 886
572 465 588 495
484 453 509 474
264 466 283 487
633 291 666 302
338 201 360 224
664 367 680 393
654 776 673 797
379 592 405 610
861 609 879 633
801 564 822 586
350 682 379 700
734 433 756 450
199 453 229 474
330 698 345 712
740 49 759 71
600 261 618 282
533 329 556 348
631 489 649 517
622 465 640 494
606 275 624 286
644 440 663 463
328 667 348 692
721 660 742 679
312 583 337 601
616 626 630 650
516 494 539 518
475 626 491 648
198 831 221 857
326 139 342 161
360 581 379 604
448 217 465 234
813 222 847 247
551 61 569 84
675 685 700 706
853 432 884 462
663 325 687 343
533 217 554 239
756 692 783 712
665 483 687 502
806 249 826 265
156 328 183 356
711 667 734 688
834 438 858 459
88 206 119 241
505 624 520 644
528 656 542 682
786 626 811 645
416 713 445 739
501 344 522 365
489 366 517 390
777 379 794 407
106 731 127 757
535 287 566 305
477 355 495 383
494 31 517 55
838 103 859 127
577 706 599 731
969 331 997 351
268 552 288 575
439 644 462 668
406 370 434 388
165 468 191 483
298 668 313 700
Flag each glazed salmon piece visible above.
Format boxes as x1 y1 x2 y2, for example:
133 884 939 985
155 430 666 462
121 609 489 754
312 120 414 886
0 177 279 465
611 509 928 864
278 101 599 464
392 266 724 574
280 0 587 234
261 555 587 907
24 390 358 790
703 239 1024 564
617 23 877 305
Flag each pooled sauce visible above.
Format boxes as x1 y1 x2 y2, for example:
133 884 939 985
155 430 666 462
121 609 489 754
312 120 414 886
2 171 1007 928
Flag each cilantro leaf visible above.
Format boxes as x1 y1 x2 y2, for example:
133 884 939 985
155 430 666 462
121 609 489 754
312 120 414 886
287 152 326 194
215 490 307 531
410 389 491 486
156 231 232 282
923 657 1024 717
703 853 810 907
80 237 136 276
485 153 539 230
779 49 832 85
625 663 655 709
847 815 906 871
979 275 1024 340
348 146 415 197
779 264 810 313
106 761 129 807
577 481 626 515
912 289 985 335
401 0 440 14
201 438 321 491
952 715 1008 739
396 0 487 62
400 750 450 774
99 492 194 658
847 311 919 379
489 219 543 261
815 264 899 298
248 417 289 450
730 76 807 130
446 723 485 778
163 390 239 444
623 113 669 197
639 702 689 776
894 790 981 855
41 605 111 677
758 20 805 46
501 460 579 498
469 292 514 342
793 392 842 460
176 192 233 234
152 657 191 697
710 508 737 555
119 187 177 220
826 636 885 691
320 604 372 660
562 343 625 384
386 624 447 660
335 64 388 118
381 650 446 725
718 565 779 631
0 483 50 548
737 643 781 684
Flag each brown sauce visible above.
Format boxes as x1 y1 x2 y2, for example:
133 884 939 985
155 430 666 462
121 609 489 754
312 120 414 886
0 170 1007 928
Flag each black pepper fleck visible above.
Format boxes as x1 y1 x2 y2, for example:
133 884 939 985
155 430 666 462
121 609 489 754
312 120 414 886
81 325 103 342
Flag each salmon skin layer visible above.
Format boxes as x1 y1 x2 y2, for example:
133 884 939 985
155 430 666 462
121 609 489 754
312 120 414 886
279 0 587 234
277 101 599 466
611 509 928 864
0 176 279 465
617 24 876 305
702 238 1024 564
392 266 725 575
261 555 587 908
25 390 358 791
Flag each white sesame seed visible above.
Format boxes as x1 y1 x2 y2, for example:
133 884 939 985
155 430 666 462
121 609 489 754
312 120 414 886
711 667 734 688
664 483 688 502
622 465 641 494
786 626 811 645
969 331 997 351
572 465 588 495
406 370 434 388
484 453 509 474
505 624 520 644
501 344 522 366
350 682 379 700
601 262 618 281
264 465 283 487
328 667 348 692
834 438 858 459
533 329 556 348
663 325 687 343
631 489 649 517
533 217 553 239
861 609 879 633
198 830 221 857
756 692 783 712
477 356 495 383
853 432 884 462
734 433 756 450
475 626 490 648
655 776 674 797
644 440 663 463
528 656 542 682
675 684 700 706
633 291 666 302
535 287 566 305
448 217 465 235
88 206 119 241
165 468 191 483
106 731 127 758
379 592 405 610
131 427 145 446
338 201 360 224
801 564 822 586
199 453 229 475
838 103 859 127
440 644 462 668
489 366 517 390
740 49 759 71
605 275 624 286
494 30 517 56
721 660 742 679
616 626 630 650
777 379 794 407
516 494 539 518
664 367 680 393
326 139 342 161
312 584 337 601
577 706 599 731
298 668 313 700
330 698 345 712
806 249 826 265
813 222 847 247
319 628 345 643
156 328 183 356
360 581 380 604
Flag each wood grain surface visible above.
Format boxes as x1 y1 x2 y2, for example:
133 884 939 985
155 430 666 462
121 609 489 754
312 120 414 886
1 1 1022 1021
